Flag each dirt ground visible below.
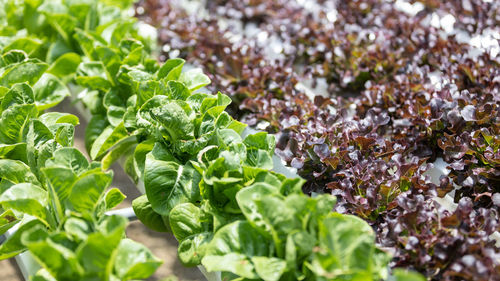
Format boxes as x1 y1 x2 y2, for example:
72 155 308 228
0 100 205 281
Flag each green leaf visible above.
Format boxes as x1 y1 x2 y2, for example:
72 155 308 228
0 59 48 87
285 230 316 266
73 28 101 59
67 0 95 27
123 153 139 184
38 112 79 127
186 93 211 112
1 83 35 110
76 215 127 279
0 209 19 236
0 87 9 98
199 92 231 115
177 231 212 266
251 256 287 281
121 39 144 66
243 132 276 153
55 125 74 147
64 217 91 241
47 52 81 78
157 58 185 80
100 0 135 9
245 148 273 169
38 3 77 44
89 122 128 160
310 213 389 280
126 69 154 84
85 115 109 153
33 74 69 111
169 203 212 266
30 269 57 281
123 105 138 132
151 100 195 141
0 159 40 186
0 143 26 162
80 88 105 114
137 95 168 128
2 38 41 56
104 188 126 210
95 46 121 78
0 104 38 144
114 239 162 280
179 68 210 91
106 105 126 127
169 203 205 241
135 80 163 107
45 147 89 175
167 80 191 101
26 120 56 181
236 184 298 251
280 178 305 196
227 121 247 135
67 169 113 213
144 156 200 216
76 62 112 91
0 183 49 225
202 253 258 279
45 39 73 64
1 50 28 65
235 182 275 209
42 167 76 216
202 221 270 278
133 139 155 179
0 217 44 259
132 194 169 232
100 135 136 170
200 152 245 211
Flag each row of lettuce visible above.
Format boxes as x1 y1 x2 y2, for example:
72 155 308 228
0 0 425 280
0 44 162 281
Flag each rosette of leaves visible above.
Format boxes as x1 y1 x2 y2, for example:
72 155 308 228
167 169 403 281
434 90 499 207
379 191 500 281
74 37 160 164
0 146 162 280
80 55 219 182
132 86 251 222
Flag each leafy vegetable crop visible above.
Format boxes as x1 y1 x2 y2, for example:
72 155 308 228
0 48 161 280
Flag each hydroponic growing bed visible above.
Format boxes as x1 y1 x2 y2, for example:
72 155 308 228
0 0 498 281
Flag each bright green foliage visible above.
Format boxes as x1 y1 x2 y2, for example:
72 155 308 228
0 52 160 281
0 130 161 280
